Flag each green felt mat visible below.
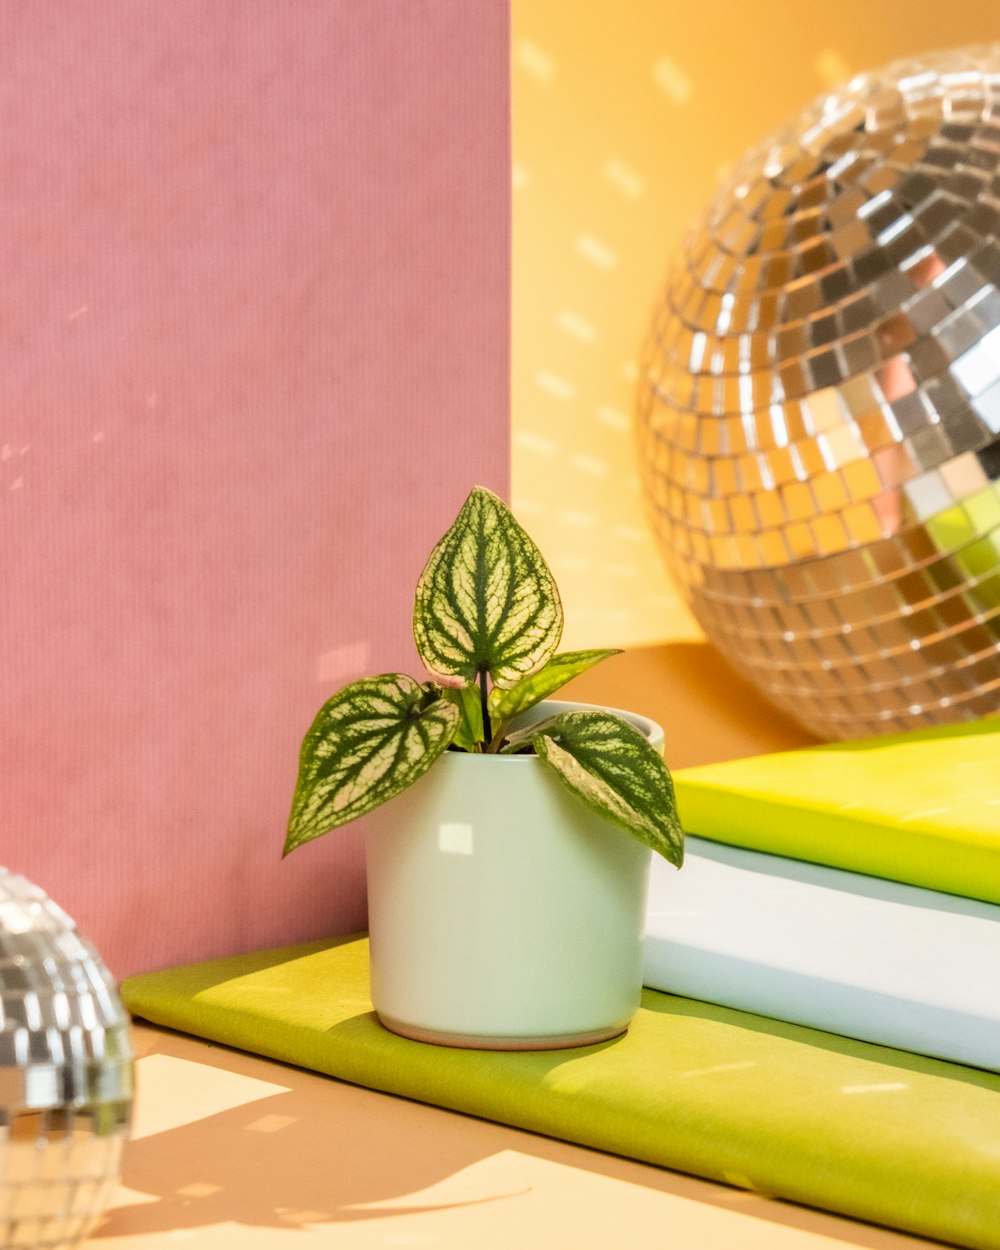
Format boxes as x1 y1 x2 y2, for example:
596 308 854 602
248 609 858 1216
674 715 1000 904
122 935 1000 1250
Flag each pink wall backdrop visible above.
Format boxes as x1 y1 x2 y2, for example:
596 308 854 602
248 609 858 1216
2 2 510 978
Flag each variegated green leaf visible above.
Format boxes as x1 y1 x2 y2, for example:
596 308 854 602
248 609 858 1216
413 486 563 689
487 649 622 723
530 710 684 866
283 675 459 855
442 682 485 751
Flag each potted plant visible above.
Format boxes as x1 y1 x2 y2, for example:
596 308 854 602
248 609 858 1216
283 486 684 1049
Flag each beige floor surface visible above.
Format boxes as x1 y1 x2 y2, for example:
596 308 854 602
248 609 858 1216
95 1023 941 1250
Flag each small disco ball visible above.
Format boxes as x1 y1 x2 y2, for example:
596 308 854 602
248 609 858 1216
0 869 133 1248
637 46 1000 740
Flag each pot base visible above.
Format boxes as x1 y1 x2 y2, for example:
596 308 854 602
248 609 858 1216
376 1012 629 1051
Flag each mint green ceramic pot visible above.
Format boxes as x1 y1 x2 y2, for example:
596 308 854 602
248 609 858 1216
365 701 661 1050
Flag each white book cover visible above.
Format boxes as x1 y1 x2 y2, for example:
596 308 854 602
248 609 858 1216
643 836 1000 1072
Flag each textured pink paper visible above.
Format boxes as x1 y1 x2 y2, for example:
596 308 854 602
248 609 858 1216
2 3 510 977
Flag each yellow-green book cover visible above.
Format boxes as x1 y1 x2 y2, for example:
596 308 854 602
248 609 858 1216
673 715 1000 904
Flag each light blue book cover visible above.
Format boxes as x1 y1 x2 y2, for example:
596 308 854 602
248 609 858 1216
644 835 1000 1072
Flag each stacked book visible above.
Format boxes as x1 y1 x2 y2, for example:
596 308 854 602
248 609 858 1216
643 715 1000 1072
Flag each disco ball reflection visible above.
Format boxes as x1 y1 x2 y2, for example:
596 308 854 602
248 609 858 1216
637 46 1000 740
0 869 133 1248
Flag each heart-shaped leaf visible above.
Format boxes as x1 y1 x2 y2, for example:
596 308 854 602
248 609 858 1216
529 710 684 866
283 674 459 855
488 649 622 723
413 486 563 689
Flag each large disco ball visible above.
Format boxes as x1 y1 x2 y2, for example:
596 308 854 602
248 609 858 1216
637 46 1000 740
0 869 133 1248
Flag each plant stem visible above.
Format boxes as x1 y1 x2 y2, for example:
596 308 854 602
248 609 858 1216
478 669 492 748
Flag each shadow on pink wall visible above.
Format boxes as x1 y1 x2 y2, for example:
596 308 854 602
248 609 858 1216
2 3 510 978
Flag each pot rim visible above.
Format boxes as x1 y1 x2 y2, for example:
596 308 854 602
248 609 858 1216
440 698 664 763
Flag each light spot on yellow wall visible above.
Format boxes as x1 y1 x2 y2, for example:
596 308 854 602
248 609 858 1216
603 158 646 199
599 608 637 626
575 233 617 270
596 406 631 432
512 162 532 190
516 39 556 83
556 310 598 341
816 48 853 87
613 525 652 545
652 56 693 105
513 430 557 456
535 371 576 401
571 453 609 477
559 509 598 529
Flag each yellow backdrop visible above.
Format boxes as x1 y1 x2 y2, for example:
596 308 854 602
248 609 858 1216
512 0 1000 648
